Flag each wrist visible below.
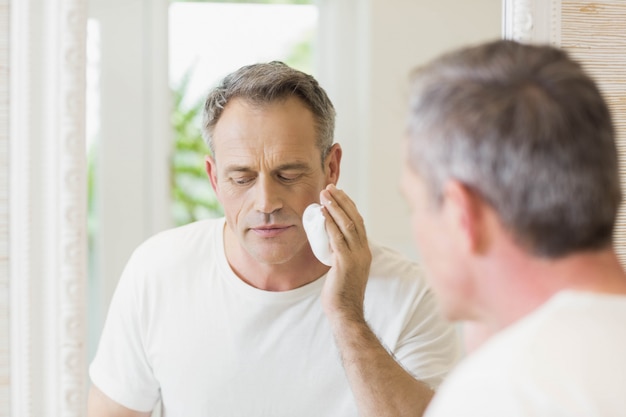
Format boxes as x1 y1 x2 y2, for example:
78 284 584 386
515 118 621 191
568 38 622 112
324 304 367 329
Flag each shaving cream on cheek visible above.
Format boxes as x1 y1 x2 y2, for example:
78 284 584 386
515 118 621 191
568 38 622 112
302 203 333 266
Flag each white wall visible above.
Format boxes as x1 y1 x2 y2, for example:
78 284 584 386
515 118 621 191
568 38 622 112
318 0 502 259
87 0 172 357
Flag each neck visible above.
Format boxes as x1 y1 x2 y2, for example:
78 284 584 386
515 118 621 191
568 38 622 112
474 244 626 332
223 222 329 292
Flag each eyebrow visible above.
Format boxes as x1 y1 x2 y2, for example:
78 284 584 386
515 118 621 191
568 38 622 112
223 165 254 175
223 162 312 175
274 162 312 172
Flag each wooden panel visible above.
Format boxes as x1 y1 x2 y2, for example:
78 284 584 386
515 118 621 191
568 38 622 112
561 1 626 264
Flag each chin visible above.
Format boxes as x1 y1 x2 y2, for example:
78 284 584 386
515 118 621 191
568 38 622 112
249 247 297 266
247 237 307 265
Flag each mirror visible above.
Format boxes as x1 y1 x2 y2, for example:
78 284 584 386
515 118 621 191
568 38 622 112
3 0 509 414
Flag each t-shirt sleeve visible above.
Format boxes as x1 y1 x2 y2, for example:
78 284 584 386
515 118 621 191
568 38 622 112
89 247 160 412
393 286 461 390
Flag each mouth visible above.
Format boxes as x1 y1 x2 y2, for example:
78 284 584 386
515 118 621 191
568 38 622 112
250 225 293 238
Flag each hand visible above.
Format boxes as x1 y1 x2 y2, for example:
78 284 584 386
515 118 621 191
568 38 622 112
319 186 436 417
319 184 372 321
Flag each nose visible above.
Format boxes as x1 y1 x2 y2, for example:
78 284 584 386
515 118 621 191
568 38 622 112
253 175 283 214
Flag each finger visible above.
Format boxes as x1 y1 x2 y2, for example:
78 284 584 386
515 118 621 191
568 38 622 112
320 206 348 254
321 186 365 242
321 186 367 249
324 184 359 215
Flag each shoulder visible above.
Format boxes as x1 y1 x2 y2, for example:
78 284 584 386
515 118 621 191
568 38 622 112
369 242 424 280
510 292 626 373
521 292 626 396
113 218 227 308
118 218 225 290
364 242 439 329
366 242 429 299
425 320 540 417
427 292 626 416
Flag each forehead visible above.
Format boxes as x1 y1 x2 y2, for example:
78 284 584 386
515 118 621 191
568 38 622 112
212 97 320 167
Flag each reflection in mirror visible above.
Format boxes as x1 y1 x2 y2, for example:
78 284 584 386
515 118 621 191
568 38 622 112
85 2 500 416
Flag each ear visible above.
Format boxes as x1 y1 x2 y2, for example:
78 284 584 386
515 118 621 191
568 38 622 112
442 181 488 255
205 155 219 194
324 143 342 185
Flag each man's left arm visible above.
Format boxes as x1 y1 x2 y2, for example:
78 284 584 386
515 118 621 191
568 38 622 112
319 184 445 417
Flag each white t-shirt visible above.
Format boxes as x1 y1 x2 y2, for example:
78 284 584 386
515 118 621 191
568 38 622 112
90 218 459 416
425 291 626 417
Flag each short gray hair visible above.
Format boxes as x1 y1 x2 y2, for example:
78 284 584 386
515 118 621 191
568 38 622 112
202 61 336 160
407 40 621 258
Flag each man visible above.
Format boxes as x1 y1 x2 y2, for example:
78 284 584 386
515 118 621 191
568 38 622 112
401 40 626 416
88 61 459 417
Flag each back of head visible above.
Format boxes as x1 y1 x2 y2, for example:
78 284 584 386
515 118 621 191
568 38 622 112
202 61 336 159
407 40 621 258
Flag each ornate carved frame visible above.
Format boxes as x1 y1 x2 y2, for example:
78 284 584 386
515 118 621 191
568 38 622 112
9 0 87 415
503 0 561 44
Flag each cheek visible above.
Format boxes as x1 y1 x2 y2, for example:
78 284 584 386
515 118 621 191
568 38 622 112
410 210 432 251
218 188 249 221
410 211 447 281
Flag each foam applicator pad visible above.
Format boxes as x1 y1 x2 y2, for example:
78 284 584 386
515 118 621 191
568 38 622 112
303 203 333 266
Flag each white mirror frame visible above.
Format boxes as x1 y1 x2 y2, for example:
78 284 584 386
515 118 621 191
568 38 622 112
1 0 9 412
9 0 88 415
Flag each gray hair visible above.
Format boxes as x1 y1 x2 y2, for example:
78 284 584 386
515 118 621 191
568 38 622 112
202 61 336 160
407 40 621 258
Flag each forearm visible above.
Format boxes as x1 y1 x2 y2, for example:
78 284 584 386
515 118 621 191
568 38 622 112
329 313 434 417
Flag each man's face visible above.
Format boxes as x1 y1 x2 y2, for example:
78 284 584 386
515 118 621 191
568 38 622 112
207 97 338 266
401 155 469 320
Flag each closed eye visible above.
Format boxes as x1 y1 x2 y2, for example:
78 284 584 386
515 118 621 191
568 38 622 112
231 176 255 185
277 173 301 182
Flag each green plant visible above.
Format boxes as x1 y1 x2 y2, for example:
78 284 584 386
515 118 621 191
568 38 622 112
283 28 314 73
171 69 223 225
